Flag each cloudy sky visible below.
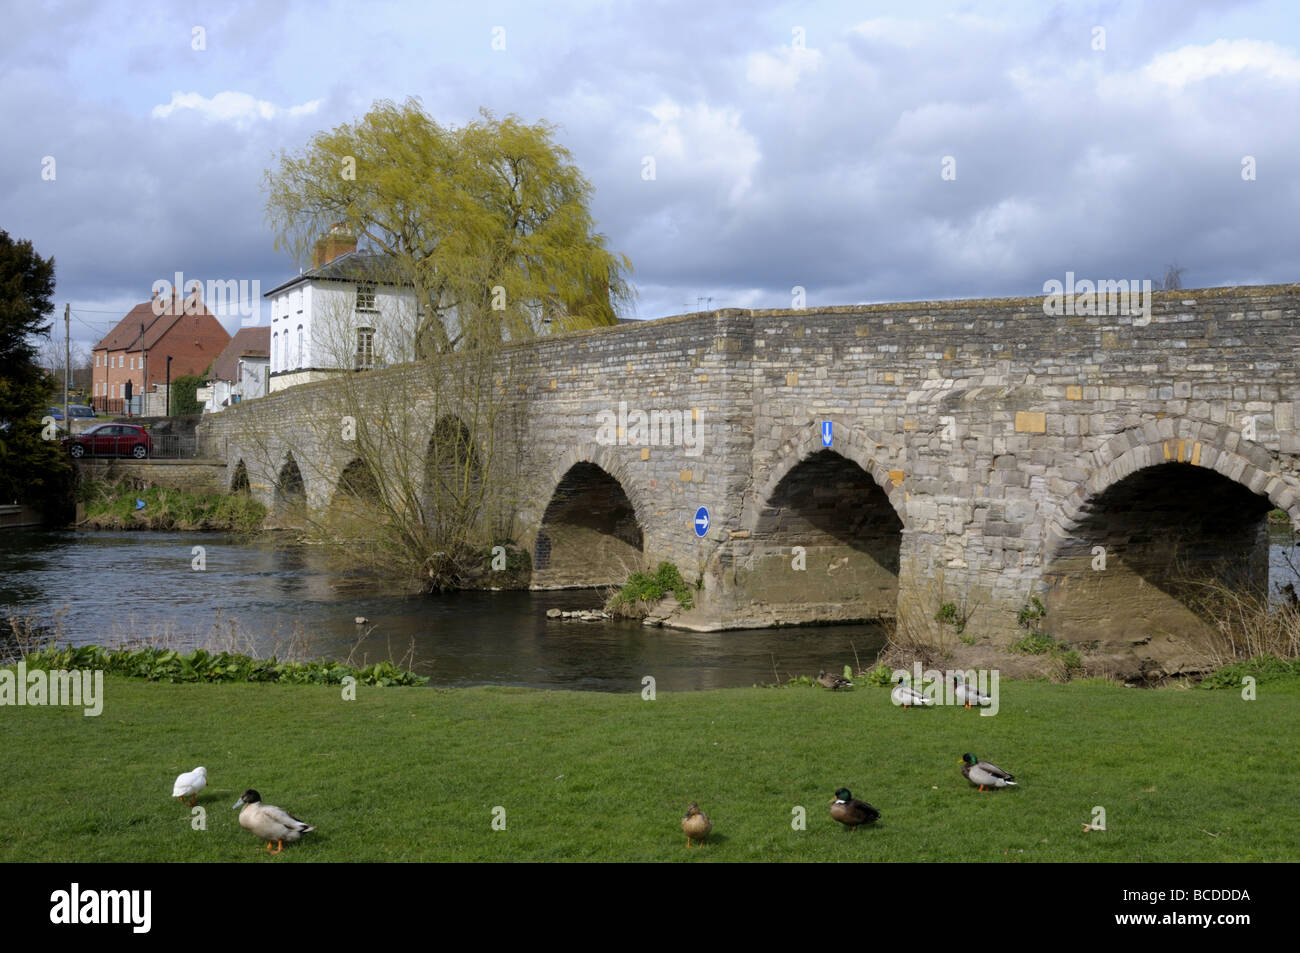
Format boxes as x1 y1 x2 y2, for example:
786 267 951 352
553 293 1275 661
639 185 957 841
4 0 1298 352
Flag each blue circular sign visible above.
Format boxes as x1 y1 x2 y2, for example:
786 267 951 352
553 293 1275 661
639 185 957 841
693 506 710 537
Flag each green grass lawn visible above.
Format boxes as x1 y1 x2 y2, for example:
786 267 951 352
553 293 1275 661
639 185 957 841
2 675 1297 862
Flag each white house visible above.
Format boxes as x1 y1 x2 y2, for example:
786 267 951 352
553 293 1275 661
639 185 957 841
202 327 270 413
265 224 417 393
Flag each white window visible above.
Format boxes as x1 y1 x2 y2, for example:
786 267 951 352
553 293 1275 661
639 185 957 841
356 327 375 370
296 325 304 367
130 357 135 370
356 282 377 312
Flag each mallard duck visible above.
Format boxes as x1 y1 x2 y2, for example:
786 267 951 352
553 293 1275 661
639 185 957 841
892 676 933 708
960 753 1017 791
829 788 880 830
171 766 206 806
818 669 853 690
682 802 712 848
233 789 315 854
953 674 990 709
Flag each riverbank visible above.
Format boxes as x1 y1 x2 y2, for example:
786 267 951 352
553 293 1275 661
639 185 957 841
75 478 264 532
2 674 1295 862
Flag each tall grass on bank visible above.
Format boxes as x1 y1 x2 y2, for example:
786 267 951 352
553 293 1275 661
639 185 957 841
1179 575 1300 667
1 608 422 677
77 478 265 532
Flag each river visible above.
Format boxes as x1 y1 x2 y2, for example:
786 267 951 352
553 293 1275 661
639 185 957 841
0 530 887 692
4 529 1297 692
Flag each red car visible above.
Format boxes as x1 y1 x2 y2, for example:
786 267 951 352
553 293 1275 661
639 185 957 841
65 423 152 459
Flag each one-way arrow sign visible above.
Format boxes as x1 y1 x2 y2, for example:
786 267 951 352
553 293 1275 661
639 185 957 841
822 420 833 446
694 506 710 537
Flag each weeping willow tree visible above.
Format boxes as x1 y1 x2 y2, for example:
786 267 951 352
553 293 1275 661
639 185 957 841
253 99 632 589
263 98 633 356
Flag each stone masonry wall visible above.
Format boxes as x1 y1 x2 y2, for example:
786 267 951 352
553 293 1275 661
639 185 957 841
76 459 229 495
198 283 1300 663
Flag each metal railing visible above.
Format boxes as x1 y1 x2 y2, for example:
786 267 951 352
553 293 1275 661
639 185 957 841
90 396 127 415
66 432 200 460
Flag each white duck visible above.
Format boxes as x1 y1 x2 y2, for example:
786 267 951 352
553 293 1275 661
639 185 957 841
891 676 933 708
952 674 991 709
233 789 316 854
960 753 1018 791
171 766 207 806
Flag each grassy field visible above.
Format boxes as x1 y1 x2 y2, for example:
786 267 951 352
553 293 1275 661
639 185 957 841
2 675 1297 862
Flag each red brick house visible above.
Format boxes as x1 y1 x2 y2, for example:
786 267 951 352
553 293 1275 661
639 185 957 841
92 291 231 414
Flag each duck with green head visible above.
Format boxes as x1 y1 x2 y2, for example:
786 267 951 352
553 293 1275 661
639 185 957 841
829 788 880 830
892 676 933 708
233 789 316 854
960 753 1017 791
952 673 990 709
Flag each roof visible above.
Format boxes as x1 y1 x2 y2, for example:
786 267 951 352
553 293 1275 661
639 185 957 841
93 295 218 352
208 326 271 383
264 251 411 297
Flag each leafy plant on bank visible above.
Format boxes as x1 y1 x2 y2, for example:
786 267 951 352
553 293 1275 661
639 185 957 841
16 645 427 687
1198 654 1300 689
935 602 962 631
860 662 895 686
1016 595 1047 630
612 561 694 610
1010 597 1083 678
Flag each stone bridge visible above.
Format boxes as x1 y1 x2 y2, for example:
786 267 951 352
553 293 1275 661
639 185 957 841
198 283 1300 671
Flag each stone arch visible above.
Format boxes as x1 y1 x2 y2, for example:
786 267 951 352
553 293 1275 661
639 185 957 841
423 415 483 521
531 447 647 589
736 423 906 624
747 418 907 532
1046 419 1300 556
326 456 384 535
1042 419 1300 647
334 456 380 504
275 453 307 511
229 459 250 494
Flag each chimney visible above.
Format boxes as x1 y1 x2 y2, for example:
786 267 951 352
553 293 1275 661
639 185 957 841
312 221 357 268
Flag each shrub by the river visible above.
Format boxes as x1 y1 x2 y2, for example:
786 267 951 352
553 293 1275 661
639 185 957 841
610 561 694 612
78 479 265 532
19 644 426 687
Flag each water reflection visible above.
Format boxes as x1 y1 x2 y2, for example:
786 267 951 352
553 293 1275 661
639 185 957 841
0 530 885 693
5 527 1296 693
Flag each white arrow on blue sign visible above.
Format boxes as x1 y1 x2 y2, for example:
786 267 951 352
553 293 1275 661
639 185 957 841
694 506 710 537
822 420 833 446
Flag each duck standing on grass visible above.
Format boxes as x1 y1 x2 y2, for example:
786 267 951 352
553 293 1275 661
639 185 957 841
953 673 990 709
171 766 207 807
829 788 880 831
233 789 315 854
682 802 712 848
892 676 933 708
960 753 1017 791
818 669 853 690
